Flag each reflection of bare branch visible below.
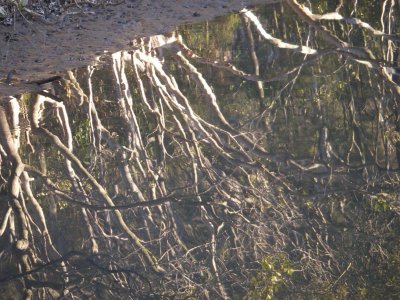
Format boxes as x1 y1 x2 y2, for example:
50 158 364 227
30 97 165 273
285 0 400 96
2 4 399 296
176 36 334 84
0 101 33 295
241 8 320 55
299 6 400 41
240 13 265 101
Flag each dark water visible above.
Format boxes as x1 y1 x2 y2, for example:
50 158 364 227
1 2 400 299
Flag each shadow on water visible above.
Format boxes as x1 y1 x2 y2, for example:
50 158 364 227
1 1 400 299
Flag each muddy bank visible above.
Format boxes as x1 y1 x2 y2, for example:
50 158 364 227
0 0 275 97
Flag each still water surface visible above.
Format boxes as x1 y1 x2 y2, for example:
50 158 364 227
1 2 400 299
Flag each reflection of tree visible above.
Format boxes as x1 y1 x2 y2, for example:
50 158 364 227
1 1 400 299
